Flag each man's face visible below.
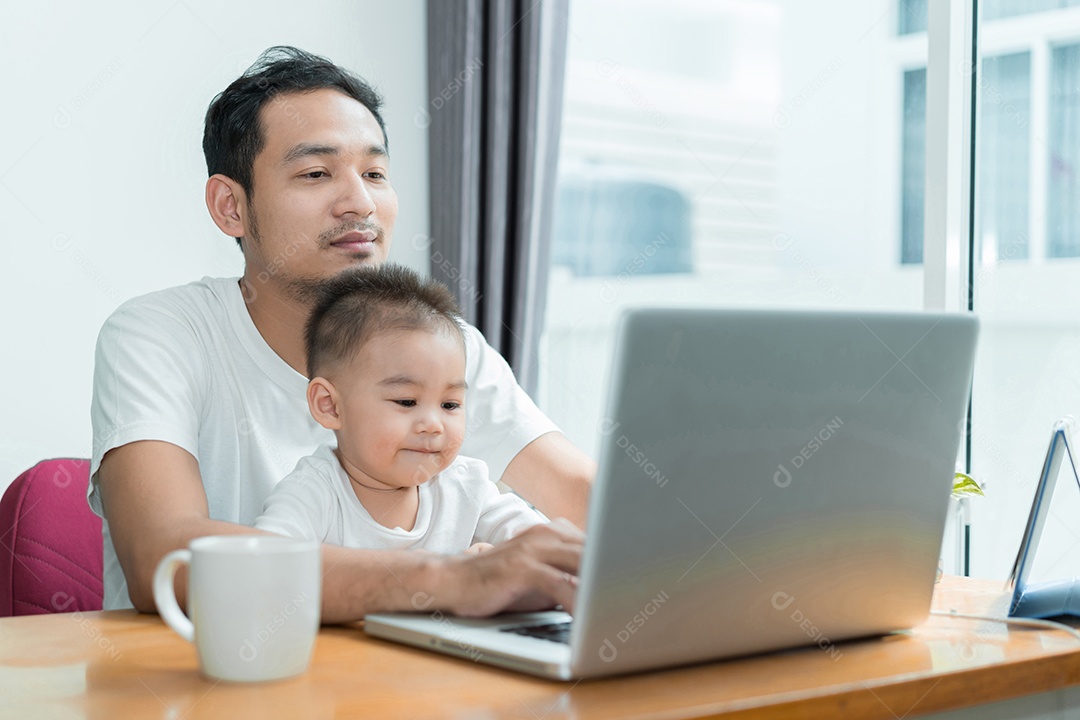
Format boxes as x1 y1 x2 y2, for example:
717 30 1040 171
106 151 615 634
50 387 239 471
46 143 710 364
329 327 467 490
242 88 398 298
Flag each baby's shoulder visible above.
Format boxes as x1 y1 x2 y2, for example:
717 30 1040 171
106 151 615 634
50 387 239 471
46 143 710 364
432 456 490 491
275 446 343 494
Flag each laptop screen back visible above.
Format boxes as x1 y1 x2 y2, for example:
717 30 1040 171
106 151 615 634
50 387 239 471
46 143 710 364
569 308 979 677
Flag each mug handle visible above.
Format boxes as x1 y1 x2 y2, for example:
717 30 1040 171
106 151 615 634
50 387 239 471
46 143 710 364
153 549 195 642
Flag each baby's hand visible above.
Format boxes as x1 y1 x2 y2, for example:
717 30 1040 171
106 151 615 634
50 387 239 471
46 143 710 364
463 542 495 556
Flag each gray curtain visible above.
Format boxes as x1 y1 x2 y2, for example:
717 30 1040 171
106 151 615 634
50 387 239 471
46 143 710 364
425 0 570 394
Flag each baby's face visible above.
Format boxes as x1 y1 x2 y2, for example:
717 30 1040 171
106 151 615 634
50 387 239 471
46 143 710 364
332 326 467 490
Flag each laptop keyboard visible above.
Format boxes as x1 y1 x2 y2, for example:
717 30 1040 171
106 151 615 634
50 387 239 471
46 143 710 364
501 620 573 644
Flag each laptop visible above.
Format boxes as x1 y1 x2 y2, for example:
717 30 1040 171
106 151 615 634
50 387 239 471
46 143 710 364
365 308 980 680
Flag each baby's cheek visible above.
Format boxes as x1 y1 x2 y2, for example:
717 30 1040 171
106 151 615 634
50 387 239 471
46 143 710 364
447 420 467 451
369 434 401 462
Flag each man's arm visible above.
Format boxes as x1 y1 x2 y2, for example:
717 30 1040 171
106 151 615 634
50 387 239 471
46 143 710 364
321 519 581 622
99 440 234 612
99 440 582 621
500 432 595 529
458 325 593 526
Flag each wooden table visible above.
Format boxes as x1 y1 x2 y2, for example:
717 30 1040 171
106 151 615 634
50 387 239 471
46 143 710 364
2 576 1080 719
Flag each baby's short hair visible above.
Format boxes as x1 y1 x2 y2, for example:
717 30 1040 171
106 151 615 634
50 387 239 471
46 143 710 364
305 264 464 379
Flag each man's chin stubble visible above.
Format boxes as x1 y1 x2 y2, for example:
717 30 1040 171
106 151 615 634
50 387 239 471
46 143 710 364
282 255 383 305
282 276 325 304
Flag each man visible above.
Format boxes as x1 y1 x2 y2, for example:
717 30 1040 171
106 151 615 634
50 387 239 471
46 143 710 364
90 46 592 622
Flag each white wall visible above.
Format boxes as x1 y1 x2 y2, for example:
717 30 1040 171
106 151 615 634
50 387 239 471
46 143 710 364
0 0 430 488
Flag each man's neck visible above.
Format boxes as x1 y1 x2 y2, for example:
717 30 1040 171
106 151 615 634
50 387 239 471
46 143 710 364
239 275 311 376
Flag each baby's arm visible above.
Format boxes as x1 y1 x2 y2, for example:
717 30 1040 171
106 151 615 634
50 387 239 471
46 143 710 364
468 461 547 546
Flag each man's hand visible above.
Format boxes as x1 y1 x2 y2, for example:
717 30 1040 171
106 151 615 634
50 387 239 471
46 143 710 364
433 519 584 617
463 542 495 555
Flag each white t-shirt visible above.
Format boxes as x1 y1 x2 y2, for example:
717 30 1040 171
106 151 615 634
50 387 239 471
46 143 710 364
89 276 558 610
255 444 543 551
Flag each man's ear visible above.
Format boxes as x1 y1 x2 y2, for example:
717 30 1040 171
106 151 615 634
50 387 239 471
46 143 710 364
308 377 343 430
205 174 249 240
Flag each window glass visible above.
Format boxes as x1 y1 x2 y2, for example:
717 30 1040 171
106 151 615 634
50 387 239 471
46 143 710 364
901 68 927 265
899 0 929 35
1049 43 1080 258
979 53 1031 262
970 5 1080 582
984 0 1080 21
541 0 924 458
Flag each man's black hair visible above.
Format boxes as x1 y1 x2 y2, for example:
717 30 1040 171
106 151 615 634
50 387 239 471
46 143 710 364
203 46 387 246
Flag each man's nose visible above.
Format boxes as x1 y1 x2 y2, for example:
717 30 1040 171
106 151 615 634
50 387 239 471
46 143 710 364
333 171 377 218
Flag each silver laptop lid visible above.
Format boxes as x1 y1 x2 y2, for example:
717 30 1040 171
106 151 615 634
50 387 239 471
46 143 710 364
570 308 978 678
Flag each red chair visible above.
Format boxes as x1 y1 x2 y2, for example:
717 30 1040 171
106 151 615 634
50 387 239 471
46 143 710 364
0 459 103 615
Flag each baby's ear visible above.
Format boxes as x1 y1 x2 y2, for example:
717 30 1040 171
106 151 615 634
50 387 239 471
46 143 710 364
307 377 342 430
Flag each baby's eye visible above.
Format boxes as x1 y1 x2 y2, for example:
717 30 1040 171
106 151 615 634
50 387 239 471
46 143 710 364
394 399 417 408
442 402 461 411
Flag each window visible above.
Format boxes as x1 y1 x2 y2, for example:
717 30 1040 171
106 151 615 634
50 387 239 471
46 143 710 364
899 0 929 35
552 169 692 277
540 0 1080 584
540 0 923 459
901 68 926 265
970 3 1080 583
1049 43 1080 258
979 52 1031 263
985 0 1080 21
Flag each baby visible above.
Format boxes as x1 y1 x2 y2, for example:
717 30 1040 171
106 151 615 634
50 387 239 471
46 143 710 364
255 264 544 551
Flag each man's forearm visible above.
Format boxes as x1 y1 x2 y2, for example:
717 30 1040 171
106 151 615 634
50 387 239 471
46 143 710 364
131 519 583 623
127 516 451 622
320 521 584 622
319 545 448 623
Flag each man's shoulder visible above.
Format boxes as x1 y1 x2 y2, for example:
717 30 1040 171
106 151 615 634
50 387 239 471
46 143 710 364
457 320 507 378
97 278 242 347
109 276 238 321
457 319 485 347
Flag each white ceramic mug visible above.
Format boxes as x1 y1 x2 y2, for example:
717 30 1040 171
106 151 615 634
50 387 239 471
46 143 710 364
153 535 321 682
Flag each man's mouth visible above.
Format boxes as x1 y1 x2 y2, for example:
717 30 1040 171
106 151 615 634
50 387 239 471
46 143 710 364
329 229 378 251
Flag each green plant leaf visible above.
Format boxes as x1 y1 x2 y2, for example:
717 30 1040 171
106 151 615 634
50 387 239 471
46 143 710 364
952 472 984 498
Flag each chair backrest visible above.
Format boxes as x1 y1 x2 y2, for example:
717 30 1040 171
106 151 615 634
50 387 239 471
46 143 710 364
0 459 103 616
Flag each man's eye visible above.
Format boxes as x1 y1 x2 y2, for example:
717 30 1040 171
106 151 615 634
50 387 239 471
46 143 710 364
302 171 327 179
442 402 461 411
365 171 386 180
394 399 417 408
